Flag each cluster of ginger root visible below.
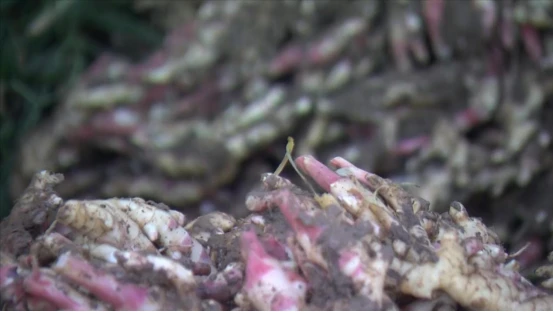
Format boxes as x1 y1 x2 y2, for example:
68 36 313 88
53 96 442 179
1 147 552 310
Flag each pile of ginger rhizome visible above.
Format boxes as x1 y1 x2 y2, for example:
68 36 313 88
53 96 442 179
1 138 552 310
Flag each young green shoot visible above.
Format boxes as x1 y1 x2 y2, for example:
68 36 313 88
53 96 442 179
274 137 317 195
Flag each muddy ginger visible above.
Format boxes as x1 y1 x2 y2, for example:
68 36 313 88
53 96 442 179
1 161 553 310
238 154 552 310
238 230 307 310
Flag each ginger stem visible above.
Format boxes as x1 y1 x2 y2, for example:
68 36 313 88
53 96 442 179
274 137 317 195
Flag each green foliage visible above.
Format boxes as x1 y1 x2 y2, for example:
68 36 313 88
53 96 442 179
0 0 162 218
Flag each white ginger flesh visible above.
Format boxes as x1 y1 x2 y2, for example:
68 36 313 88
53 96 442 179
54 198 208 262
